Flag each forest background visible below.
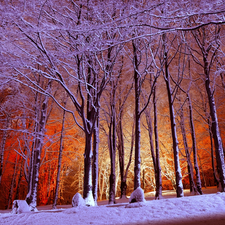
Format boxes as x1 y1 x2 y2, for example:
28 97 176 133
0 0 225 210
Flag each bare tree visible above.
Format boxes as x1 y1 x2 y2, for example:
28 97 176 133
162 32 184 197
177 95 199 195
153 85 162 199
143 81 162 199
25 80 51 210
187 91 203 194
52 95 67 209
108 77 117 204
190 25 225 191
130 35 159 191
116 74 134 199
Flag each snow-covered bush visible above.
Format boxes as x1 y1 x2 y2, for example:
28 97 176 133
72 193 86 207
11 200 30 214
129 187 146 203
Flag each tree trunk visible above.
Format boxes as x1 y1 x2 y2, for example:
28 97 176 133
163 34 183 197
8 154 18 209
133 41 141 190
26 141 34 204
191 27 225 191
92 112 99 205
117 115 125 198
165 81 183 197
15 158 24 200
142 169 145 191
203 53 225 191
0 129 7 185
0 118 9 185
83 80 93 202
198 153 207 188
208 121 219 186
25 91 39 205
52 107 66 209
47 163 51 205
83 133 93 200
122 122 135 197
153 86 162 199
145 106 156 185
109 101 116 204
144 86 162 199
26 82 50 210
179 101 198 194
187 93 202 194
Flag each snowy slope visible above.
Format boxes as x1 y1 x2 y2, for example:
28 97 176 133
1 192 225 225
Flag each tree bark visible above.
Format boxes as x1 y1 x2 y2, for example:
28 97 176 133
205 78 225 191
165 78 183 197
83 68 95 202
15 158 24 200
26 82 50 210
201 44 225 191
83 133 93 200
0 126 7 185
123 122 135 195
144 86 162 199
52 106 66 209
153 86 162 199
117 114 125 198
133 40 141 190
145 105 156 184
208 121 219 186
92 112 99 205
187 93 203 194
179 99 198 194
191 26 225 191
198 153 207 188
108 94 116 204
163 34 183 197
8 154 18 209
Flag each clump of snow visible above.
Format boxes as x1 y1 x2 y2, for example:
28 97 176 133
84 191 95 207
72 193 86 207
71 192 95 208
129 187 146 203
11 200 30 214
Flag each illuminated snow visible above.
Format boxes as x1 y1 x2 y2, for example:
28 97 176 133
129 187 146 203
11 200 30 214
72 193 86 207
1 192 225 224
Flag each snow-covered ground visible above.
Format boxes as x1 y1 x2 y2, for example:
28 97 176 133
1 189 225 225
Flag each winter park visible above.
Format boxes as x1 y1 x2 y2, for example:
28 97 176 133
1 0 225 224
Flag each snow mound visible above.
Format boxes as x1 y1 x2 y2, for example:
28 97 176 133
11 200 30 214
125 202 146 208
72 193 86 207
2 190 225 225
64 207 80 214
84 191 95 207
129 187 146 203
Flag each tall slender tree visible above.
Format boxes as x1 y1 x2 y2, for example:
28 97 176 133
190 25 225 191
162 33 184 197
26 80 51 211
52 96 67 209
